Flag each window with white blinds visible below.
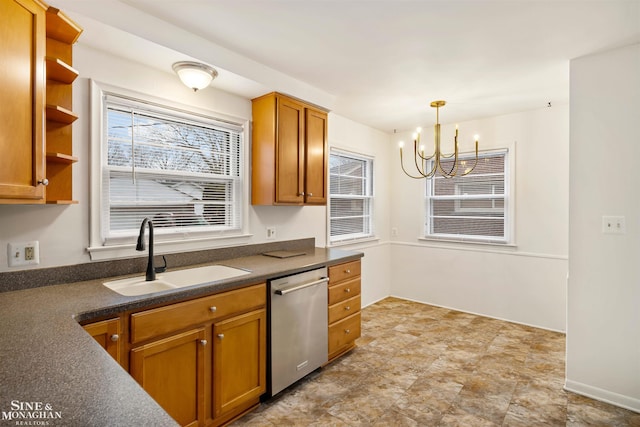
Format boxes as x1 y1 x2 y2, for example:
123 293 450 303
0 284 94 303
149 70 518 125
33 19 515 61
102 95 243 242
425 149 509 243
329 150 373 243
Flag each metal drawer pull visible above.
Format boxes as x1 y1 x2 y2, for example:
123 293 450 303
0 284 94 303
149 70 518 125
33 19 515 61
209 306 217 313
298 192 305 196
345 306 351 311
345 288 351 293
200 339 207 346
38 178 49 186
217 334 224 339
345 329 351 334
308 192 313 196
110 334 119 342
345 269 351 273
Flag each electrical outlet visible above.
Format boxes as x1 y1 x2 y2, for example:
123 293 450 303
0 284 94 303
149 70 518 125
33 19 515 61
391 227 398 237
602 216 626 234
7 241 40 267
266 227 277 240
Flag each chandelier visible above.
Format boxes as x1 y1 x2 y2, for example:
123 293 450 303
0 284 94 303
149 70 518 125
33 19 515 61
399 100 479 179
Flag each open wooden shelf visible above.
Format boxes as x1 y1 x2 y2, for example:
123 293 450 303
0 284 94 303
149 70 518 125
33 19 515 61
45 56 78 84
46 104 78 124
46 152 78 164
46 7 82 44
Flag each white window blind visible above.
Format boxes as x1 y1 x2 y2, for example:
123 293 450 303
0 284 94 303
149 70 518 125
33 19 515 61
102 95 243 242
329 150 373 243
425 150 509 243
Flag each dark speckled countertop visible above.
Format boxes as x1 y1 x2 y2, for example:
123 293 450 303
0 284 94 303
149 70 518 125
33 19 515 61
0 245 362 426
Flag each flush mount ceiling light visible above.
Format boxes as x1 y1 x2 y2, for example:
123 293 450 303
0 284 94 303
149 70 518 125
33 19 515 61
398 100 479 179
172 61 218 92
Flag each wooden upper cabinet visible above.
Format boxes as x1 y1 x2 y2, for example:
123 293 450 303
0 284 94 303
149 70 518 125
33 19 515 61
252 92 328 205
0 2 81 205
0 0 46 203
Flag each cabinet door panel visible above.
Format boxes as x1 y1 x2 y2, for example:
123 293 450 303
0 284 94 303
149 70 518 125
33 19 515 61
83 318 121 363
0 0 45 202
213 309 266 418
275 97 304 204
131 328 205 427
304 108 327 205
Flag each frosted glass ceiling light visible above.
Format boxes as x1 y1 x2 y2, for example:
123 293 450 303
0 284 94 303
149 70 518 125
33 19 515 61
398 100 480 179
172 61 218 92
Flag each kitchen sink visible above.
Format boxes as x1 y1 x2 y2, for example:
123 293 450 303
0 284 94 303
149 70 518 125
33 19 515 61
103 265 251 296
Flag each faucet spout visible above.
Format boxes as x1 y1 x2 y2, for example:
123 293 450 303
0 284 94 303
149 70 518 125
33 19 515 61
136 218 156 282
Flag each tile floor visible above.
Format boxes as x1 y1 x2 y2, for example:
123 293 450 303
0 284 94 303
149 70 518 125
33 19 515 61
232 297 639 426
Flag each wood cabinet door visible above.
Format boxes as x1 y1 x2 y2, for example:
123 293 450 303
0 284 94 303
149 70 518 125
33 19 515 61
131 328 206 427
212 308 266 419
275 97 304 204
0 0 46 203
83 318 121 363
304 108 328 205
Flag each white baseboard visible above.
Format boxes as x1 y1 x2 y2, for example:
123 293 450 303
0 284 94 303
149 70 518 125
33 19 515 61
564 379 640 413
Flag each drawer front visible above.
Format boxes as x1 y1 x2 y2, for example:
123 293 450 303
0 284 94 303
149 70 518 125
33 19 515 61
328 295 361 324
328 312 361 354
328 277 360 305
131 283 266 344
329 260 361 284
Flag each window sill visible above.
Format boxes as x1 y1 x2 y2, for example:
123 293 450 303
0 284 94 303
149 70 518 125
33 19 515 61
328 236 380 248
88 233 253 261
418 236 517 248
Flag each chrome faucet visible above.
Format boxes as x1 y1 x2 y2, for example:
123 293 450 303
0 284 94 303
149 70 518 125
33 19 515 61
136 218 157 281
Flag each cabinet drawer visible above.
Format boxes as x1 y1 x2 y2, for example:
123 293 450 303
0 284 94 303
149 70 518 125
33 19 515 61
328 260 361 284
328 295 361 324
328 277 360 305
328 312 361 355
131 283 266 344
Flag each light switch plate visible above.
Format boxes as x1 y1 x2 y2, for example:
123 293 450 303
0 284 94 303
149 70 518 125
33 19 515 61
602 216 626 234
7 241 40 267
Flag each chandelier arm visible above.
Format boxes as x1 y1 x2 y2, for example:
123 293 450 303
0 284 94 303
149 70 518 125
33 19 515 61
460 148 480 176
399 150 428 179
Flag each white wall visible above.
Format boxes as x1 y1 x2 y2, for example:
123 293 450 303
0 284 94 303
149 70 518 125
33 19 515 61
566 43 640 412
0 44 392 308
389 105 569 331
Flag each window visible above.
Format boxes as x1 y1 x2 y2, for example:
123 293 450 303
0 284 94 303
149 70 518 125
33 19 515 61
100 92 243 245
329 150 374 243
425 149 509 243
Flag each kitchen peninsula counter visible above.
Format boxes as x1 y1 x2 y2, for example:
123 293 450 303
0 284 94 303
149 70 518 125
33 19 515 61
0 245 362 426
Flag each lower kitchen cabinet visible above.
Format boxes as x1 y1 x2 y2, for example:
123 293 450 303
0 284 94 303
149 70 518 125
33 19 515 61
130 328 206 427
128 283 267 427
212 308 266 421
327 260 362 362
83 317 122 363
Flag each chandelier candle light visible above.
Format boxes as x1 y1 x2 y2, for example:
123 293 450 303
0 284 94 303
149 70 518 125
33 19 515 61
399 100 479 179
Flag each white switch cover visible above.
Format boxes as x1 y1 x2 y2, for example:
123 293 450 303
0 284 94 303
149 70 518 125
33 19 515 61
266 227 277 240
7 241 40 267
602 216 626 234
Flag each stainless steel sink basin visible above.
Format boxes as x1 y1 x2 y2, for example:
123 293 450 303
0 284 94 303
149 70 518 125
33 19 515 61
103 265 251 296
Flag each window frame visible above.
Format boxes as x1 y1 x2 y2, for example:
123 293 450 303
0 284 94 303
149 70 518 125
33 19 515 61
424 147 513 245
88 81 251 260
328 148 375 245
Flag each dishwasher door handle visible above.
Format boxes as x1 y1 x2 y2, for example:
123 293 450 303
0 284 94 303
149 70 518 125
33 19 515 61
274 277 329 296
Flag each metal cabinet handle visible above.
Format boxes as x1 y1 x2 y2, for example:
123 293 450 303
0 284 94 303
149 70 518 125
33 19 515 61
345 306 351 311
110 334 119 342
200 339 207 346
217 334 224 339
345 329 351 334
345 269 351 274
298 192 305 196
209 306 217 313
345 288 351 293
38 178 49 186
308 192 313 196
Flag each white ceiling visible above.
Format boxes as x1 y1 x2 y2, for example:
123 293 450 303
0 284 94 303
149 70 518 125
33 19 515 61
57 0 639 132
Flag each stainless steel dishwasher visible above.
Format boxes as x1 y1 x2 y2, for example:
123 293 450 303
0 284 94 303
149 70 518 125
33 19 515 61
268 267 328 397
